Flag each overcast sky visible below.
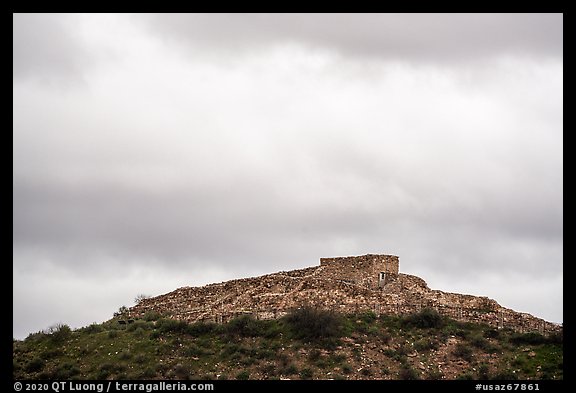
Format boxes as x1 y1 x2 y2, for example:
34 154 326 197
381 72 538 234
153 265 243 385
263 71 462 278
13 13 563 339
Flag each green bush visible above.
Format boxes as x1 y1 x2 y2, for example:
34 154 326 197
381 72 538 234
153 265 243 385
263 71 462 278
546 331 563 344
426 369 444 380
478 363 491 379
403 308 444 329
509 332 548 345
483 328 500 339
308 349 321 362
299 368 313 379
157 318 190 334
399 365 420 380
260 364 276 377
25 358 44 373
79 323 103 334
114 306 129 318
470 335 491 350
25 331 48 342
143 311 163 321
360 367 372 376
188 321 218 336
48 323 72 343
141 367 157 379
359 311 377 324
225 315 265 337
284 307 344 341
127 320 151 332
235 370 250 380
280 364 298 376
53 362 81 379
453 343 473 362
118 351 132 360
414 338 439 352
42 348 63 359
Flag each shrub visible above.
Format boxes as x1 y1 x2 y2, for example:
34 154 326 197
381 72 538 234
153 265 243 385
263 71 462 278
127 320 151 332
114 306 129 318
188 321 218 336
360 367 372 376
260 364 276 377
300 368 313 379
426 369 444 380
414 338 439 352
48 323 72 343
399 365 420 380
141 367 157 379
509 332 547 345
308 349 321 362
42 348 63 359
79 323 103 334
546 331 563 344
483 328 500 339
284 307 344 341
118 351 132 360
25 331 47 342
134 294 150 304
453 343 473 362
52 362 80 379
378 330 392 344
403 308 444 329
225 315 265 337
359 311 377 324
235 371 250 380
174 364 190 380
384 343 410 362
280 364 298 376
143 311 163 321
25 358 44 373
332 354 346 364
470 335 491 350
478 363 491 380
157 318 190 334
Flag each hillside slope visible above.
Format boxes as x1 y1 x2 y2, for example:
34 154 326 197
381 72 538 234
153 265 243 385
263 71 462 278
13 308 563 380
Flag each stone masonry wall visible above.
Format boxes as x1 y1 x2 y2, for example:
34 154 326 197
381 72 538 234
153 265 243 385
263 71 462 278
130 254 561 335
320 254 399 289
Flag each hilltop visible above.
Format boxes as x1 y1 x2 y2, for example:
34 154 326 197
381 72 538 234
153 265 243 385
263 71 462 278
130 254 560 335
13 254 562 380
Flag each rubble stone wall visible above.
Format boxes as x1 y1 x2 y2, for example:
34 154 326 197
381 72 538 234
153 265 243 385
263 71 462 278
130 254 561 335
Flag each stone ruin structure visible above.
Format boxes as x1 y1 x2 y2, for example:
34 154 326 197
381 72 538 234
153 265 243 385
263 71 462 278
130 254 561 334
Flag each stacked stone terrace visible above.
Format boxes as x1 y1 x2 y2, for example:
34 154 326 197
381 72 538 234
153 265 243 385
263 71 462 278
130 254 561 334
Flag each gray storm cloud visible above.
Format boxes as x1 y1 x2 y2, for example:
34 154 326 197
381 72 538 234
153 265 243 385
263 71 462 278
13 14 562 339
143 13 562 60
